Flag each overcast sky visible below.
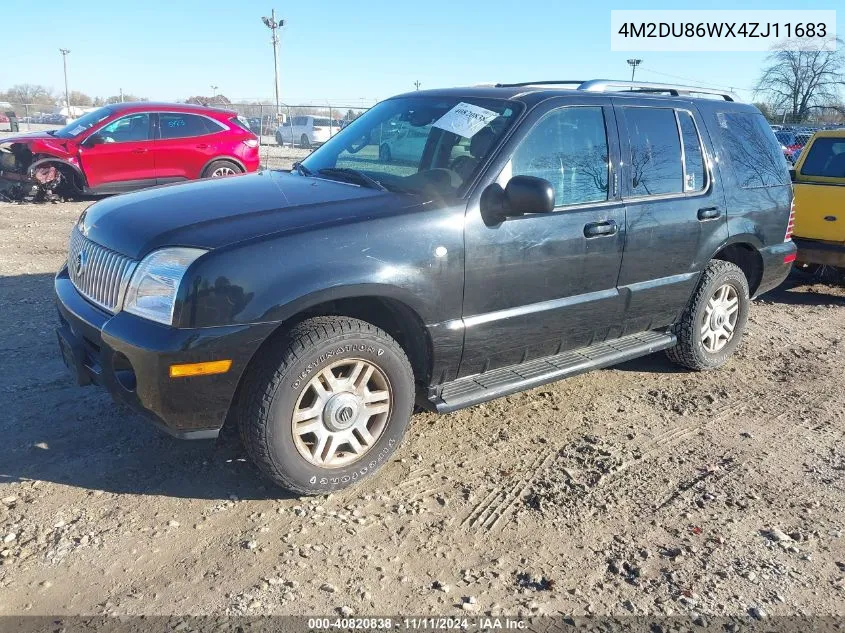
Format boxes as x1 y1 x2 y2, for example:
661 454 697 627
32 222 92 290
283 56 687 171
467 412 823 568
4 0 841 107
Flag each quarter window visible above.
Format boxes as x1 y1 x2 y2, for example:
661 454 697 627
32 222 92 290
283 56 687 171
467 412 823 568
717 112 790 188
158 113 223 140
799 138 845 178
677 111 706 192
506 106 609 207
98 113 151 142
624 107 683 196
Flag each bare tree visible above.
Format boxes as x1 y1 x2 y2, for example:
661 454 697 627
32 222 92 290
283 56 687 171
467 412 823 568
755 38 845 123
1 84 56 105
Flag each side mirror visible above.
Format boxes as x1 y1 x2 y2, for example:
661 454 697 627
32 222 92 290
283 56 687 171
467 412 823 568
82 134 103 148
480 175 555 225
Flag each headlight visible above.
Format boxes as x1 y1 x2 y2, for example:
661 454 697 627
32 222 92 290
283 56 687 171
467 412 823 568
123 248 206 325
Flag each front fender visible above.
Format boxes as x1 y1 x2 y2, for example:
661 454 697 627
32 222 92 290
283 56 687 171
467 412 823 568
174 204 466 331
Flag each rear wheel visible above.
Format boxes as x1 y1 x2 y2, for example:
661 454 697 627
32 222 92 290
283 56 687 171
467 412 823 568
239 316 414 495
203 160 243 179
379 144 391 162
666 260 750 371
275 132 284 146
299 134 311 149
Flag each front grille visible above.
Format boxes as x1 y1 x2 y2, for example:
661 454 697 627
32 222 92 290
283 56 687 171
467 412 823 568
67 227 137 313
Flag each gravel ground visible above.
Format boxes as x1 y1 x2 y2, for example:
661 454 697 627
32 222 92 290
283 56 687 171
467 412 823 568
0 190 843 619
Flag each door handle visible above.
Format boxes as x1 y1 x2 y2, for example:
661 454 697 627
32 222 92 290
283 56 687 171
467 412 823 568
697 206 721 220
196 143 209 149
583 220 618 238
132 147 148 154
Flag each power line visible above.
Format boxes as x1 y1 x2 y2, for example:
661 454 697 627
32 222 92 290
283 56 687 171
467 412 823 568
638 66 755 93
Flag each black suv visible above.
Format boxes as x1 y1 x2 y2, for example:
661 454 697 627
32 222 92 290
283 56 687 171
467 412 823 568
55 80 795 494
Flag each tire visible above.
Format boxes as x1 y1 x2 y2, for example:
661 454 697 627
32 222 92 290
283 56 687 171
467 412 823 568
379 144 391 162
239 316 414 495
666 260 750 371
275 132 284 146
300 134 311 149
203 160 243 179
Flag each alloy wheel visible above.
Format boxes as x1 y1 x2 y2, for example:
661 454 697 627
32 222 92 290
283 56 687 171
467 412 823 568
291 358 391 468
700 283 739 353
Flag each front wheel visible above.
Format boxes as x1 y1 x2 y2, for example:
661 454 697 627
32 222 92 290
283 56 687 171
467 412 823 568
299 134 311 149
666 260 750 371
239 317 414 494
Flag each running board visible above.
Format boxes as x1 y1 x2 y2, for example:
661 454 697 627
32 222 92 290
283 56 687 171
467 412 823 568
429 330 676 413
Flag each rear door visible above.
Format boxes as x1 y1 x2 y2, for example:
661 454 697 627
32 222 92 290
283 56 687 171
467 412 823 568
460 96 627 376
153 112 226 181
793 134 845 243
613 98 728 333
78 112 155 189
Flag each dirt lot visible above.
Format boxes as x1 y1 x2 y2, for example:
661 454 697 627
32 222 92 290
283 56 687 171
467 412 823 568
0 188 843 619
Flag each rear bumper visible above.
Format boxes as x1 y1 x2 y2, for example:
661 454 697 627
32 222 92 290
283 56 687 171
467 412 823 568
793 237 845 268
54 266 276 439
755 241 798 297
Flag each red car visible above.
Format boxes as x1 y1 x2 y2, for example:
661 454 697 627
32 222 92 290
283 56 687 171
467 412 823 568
0 102 260 196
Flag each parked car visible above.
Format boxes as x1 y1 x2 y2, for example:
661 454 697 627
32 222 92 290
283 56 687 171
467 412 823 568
378 121 431 162
790 129 845 268
275 115 338 148
0 102 260 196
54 80 794 494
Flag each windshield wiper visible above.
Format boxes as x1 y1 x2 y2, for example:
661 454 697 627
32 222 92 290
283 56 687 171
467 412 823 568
292 162 312 176
317 168 387 191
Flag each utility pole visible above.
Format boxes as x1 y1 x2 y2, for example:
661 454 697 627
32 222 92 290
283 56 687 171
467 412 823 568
119 87 124 103
627 58 642 82
261 10 285 121
59 48 71 113
414 80 421 91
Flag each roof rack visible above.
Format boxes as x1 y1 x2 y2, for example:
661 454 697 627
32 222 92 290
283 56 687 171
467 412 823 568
495 79 737 102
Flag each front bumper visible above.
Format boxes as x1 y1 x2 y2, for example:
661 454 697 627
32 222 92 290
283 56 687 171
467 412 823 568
793 237 845 268
54 267 276 439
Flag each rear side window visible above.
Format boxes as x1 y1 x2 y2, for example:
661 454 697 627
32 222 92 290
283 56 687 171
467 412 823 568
159 113 223 140
312 118 333 127
800 138 845 178
677 111 706 192
509 106 609 207
230 116 252 132
717 112 790 188
624 107 683 196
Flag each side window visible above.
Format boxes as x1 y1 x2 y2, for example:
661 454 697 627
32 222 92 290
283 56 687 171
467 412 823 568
159 113 221 140
716 112 790 188
677 111 706 192
800 138 845 178
624 107 683 196
98 113 151 142
507 106 609 207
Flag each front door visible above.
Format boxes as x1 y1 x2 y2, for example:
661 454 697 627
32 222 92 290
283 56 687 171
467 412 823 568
78 112 155 190
613 99 728 333
459 97 626 377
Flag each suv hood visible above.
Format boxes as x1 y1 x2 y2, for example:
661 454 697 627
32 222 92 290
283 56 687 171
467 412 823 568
80 171 421 259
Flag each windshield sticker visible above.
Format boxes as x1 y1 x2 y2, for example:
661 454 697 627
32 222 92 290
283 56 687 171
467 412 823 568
68 125 86 136
432 102 499 138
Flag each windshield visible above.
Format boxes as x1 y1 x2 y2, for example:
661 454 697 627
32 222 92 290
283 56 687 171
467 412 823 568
53 107 114 138
300 96 521 197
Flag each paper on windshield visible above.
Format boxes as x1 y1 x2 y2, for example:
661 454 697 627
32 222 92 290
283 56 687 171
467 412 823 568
432 102 499 138
68 125 86 136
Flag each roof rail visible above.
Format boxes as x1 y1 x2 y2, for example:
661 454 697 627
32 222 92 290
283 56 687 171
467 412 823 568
579 79 737 101
494 79 738 101
495 80 585 88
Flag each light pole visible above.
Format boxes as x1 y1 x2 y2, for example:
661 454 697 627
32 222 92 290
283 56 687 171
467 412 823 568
211 85 219 97
414 80 421 91
261 10 285 121
627 58 642 82
59 48 71 114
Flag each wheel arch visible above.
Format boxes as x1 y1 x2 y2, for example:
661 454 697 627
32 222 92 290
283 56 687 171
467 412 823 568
221 293 433 436
710 238 764 296
200 156 247 177
29 156 87 191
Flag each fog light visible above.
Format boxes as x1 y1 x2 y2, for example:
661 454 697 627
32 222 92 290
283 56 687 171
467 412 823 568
169 360 232 378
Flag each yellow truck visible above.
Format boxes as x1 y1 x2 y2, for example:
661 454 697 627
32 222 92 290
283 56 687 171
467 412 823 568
791 129 845 269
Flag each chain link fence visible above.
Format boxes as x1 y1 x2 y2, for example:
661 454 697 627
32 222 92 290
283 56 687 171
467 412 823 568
1 101 375 171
